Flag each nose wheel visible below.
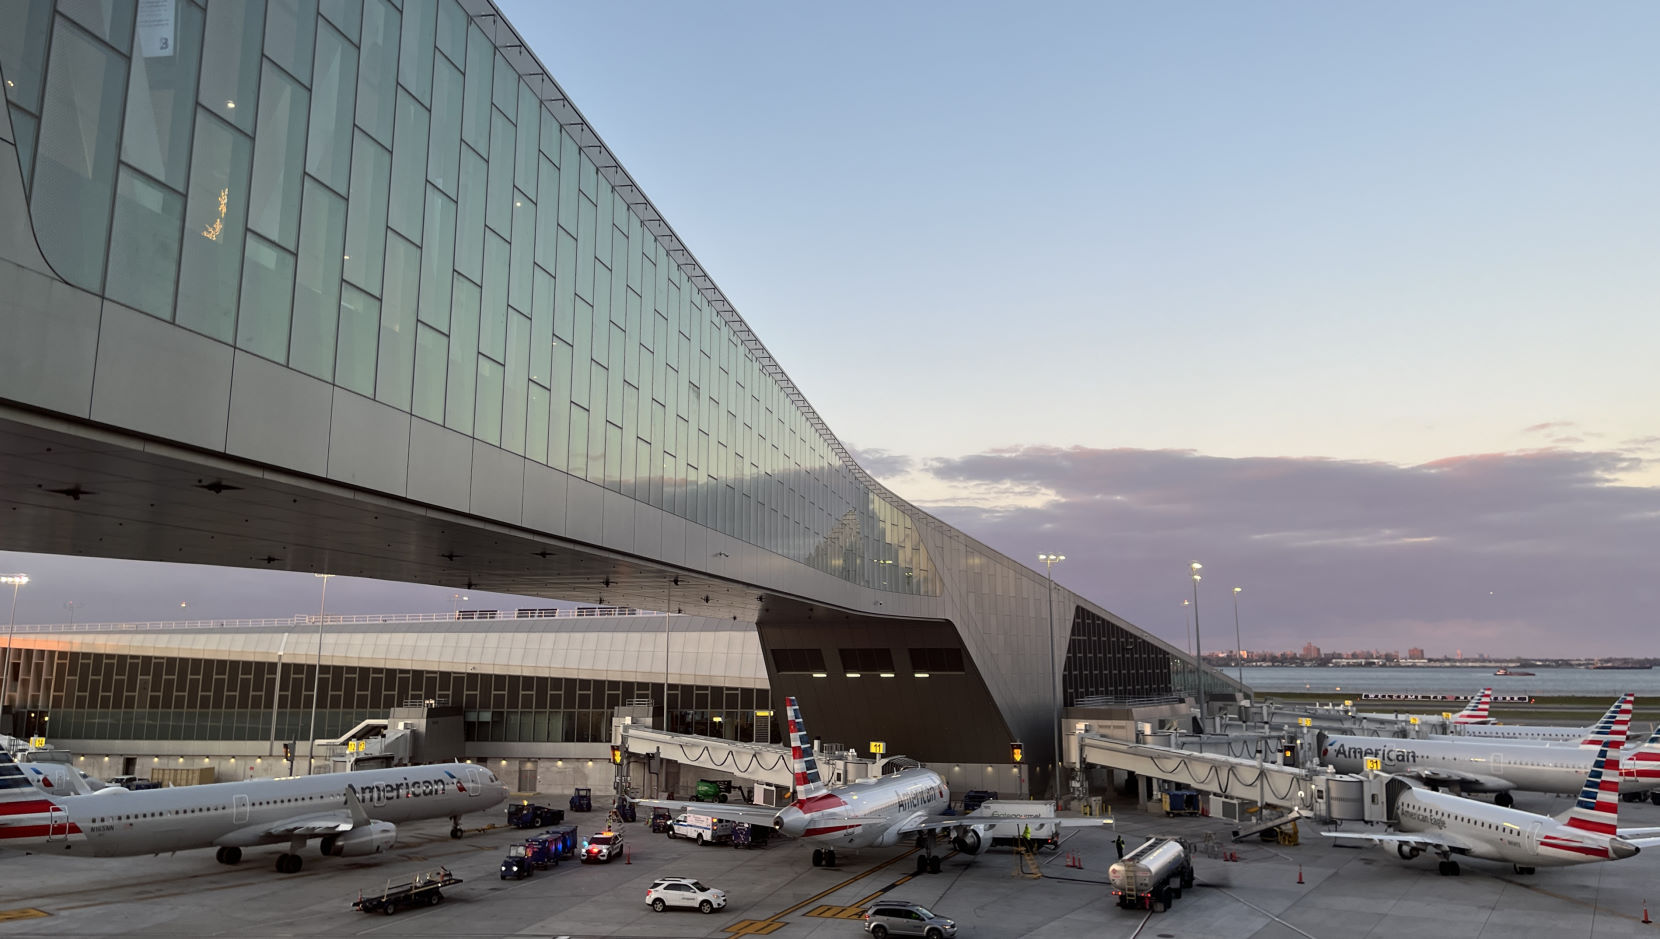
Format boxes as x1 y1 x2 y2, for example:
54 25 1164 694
1437 860 1461 877
215 846 242 865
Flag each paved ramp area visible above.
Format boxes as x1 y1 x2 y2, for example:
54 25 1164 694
3 791 1659 937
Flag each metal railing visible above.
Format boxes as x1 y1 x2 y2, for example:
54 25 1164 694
7 608 680 635
1073 694 1188 709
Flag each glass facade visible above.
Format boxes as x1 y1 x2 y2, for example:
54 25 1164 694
1 0 936 596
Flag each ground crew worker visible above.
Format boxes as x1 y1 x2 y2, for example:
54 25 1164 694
1115 834 1126 858
1021 824 1033 852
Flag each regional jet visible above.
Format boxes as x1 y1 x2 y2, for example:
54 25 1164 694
1324 742 1660 876
0 752 506 873
1434 692 1633 747
637 696 1108 872
1357 687 1495 725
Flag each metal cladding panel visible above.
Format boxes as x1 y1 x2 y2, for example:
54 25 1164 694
406 416 473 512
520 460 568 536
327 388 411 496
601 488 636 555
563 476 604 546
91 300 232 451
227 350 332 476
468 439 524 524
0 258 98 416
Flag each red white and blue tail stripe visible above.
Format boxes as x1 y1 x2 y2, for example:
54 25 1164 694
1557 743 1622 837
1578 692 1634 750
1452 688 1494 724
785 697 828 800
1620 723 1660 782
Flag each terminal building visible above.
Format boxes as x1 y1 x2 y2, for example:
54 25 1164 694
0 0 1241 795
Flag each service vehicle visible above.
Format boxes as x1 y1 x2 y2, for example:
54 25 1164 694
731 821 771 848
649 807 675 833
695 779 733 803
670 812 733 845
507 802 562 828
581 830 625 863
968 799 1062 851
541 824 579 863
861 899 957 937
1161 788 1202 817
499 842 537 880
352 866 461 915
570 787 593 812
644 876 727 913
1109 837 1194 913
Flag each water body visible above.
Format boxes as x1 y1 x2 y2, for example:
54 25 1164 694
1238 665 1660 697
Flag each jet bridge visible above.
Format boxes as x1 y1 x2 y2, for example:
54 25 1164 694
617 724 795 788
1076 732 1391 826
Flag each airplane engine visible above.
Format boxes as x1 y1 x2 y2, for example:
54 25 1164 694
319 821 397 857
951 825 991 855
1396 843 1421 860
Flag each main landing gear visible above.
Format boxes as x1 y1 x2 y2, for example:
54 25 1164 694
811 848 838 868
214 846 242 865
1437 860 1461 877
913 832 944 874
1512 864 1536 875
1494 792 1514 808
275 853 304 874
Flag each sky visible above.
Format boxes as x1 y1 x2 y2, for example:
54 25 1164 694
5 2 1658 657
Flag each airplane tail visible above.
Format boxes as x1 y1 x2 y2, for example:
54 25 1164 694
784 697 828 801
1577 692 1635 750
0 752 38 797
1555 743 1621 835
1619 721 1660 782
1452 688 1494 724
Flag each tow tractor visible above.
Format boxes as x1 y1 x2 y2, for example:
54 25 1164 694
353 867 462 915
570 787 593 812
500 843 538 880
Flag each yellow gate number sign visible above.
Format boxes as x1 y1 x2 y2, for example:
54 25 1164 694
1364 757 1383 772
869 741 886 755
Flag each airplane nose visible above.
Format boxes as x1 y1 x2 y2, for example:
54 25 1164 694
1611 837 1640 860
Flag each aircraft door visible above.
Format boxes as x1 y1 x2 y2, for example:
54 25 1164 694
46 805 68 841
233 794 249 823
464 766 483 797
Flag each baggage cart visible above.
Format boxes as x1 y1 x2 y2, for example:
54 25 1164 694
352 867 462 915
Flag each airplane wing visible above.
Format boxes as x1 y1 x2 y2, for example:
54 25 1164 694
1322 829 1480 855
893 813 1111 836
1398 767 1512 792
261 811 356 838
631 798 780 827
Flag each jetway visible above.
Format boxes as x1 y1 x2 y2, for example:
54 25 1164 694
617 724 794 788
1075 731 1392 826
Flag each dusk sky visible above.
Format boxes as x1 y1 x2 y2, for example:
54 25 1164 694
5 2 1657 658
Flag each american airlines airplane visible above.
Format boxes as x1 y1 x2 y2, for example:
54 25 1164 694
1319 702 1660 806
1324 742 1660 876
0 752 507 873
639 697 1108 872
1356 687 1495 725
1430 692 1633 748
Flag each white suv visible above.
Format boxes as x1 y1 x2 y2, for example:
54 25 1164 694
645 877 728 913
581 830 625 863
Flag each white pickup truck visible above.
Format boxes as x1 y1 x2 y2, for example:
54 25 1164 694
670 813 734 845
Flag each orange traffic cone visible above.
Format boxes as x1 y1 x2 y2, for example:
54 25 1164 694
1643 900 1650 925
1297 865 1304 884
625 847 632 865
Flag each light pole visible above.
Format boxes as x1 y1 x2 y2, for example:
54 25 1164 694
1189 561 1203 717
1 574 29 738
1037 553 1065 801
450 592 468 618
1232 586 1244 688
1181 599 1193 696
307 574 335 774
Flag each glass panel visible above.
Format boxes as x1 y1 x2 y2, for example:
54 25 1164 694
473 354 502 445
290 178 348 380
319 0 362 44
553 229 576 341
336 283 379 396
397 0 434 103
306 23 358 193
548 358 569 470
435 0 466 66
509 191 533 312
454 144 486 281
0 1 53 114
121 0 204 191
574 194 594 302
526 382 548 464
377 233 418 408
176 112 254 342
445 274 479 433
491 50 517 115
558 131 579 235
485 108 514 235
264 0 318 81
604 422 622 490
355 0 399 146
479 231 508 362
248 62 308 249
534 156 558 270
513 82 538 194
539 105 559 164
568 405 588 480
198 0 265 133
30 19 127 291
106 168 184 320
9 106 38 193
59 0 136 52
413 322 447 422
587 366 605 481
460 24 490 151
387 89 428 241
503 311 530 454
427 56 462 196
343 129 390 292
530 266 553 385
417 185 455 329
237 233 296 361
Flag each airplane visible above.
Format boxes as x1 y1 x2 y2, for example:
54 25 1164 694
1322 741 1660 876
0 751 507 873
636 696 1109 872
1355 687 1495 726
1318 700 1657 807
1430 693 1633 749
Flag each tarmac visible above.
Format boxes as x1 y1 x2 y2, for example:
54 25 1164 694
4 789 1660 938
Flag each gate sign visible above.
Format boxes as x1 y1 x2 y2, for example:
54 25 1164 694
869 741 886 755
1364 757 1383 772
29 737 46 749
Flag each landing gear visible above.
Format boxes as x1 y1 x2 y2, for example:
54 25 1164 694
275 853 303 874
1494 792 1514 808
450 826 463 840
1512 864 1536 875
915 854 943 874
1437 860 1461 877
215 846 242 865
813 848 823 867
822 849 837 867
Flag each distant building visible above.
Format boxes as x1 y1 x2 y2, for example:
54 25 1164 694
1301 642 1321 659
1408 647 1425 660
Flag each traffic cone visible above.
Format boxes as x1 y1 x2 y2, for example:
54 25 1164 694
1643 900 1650 924
625 847 631 865
1297 865 1304 884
